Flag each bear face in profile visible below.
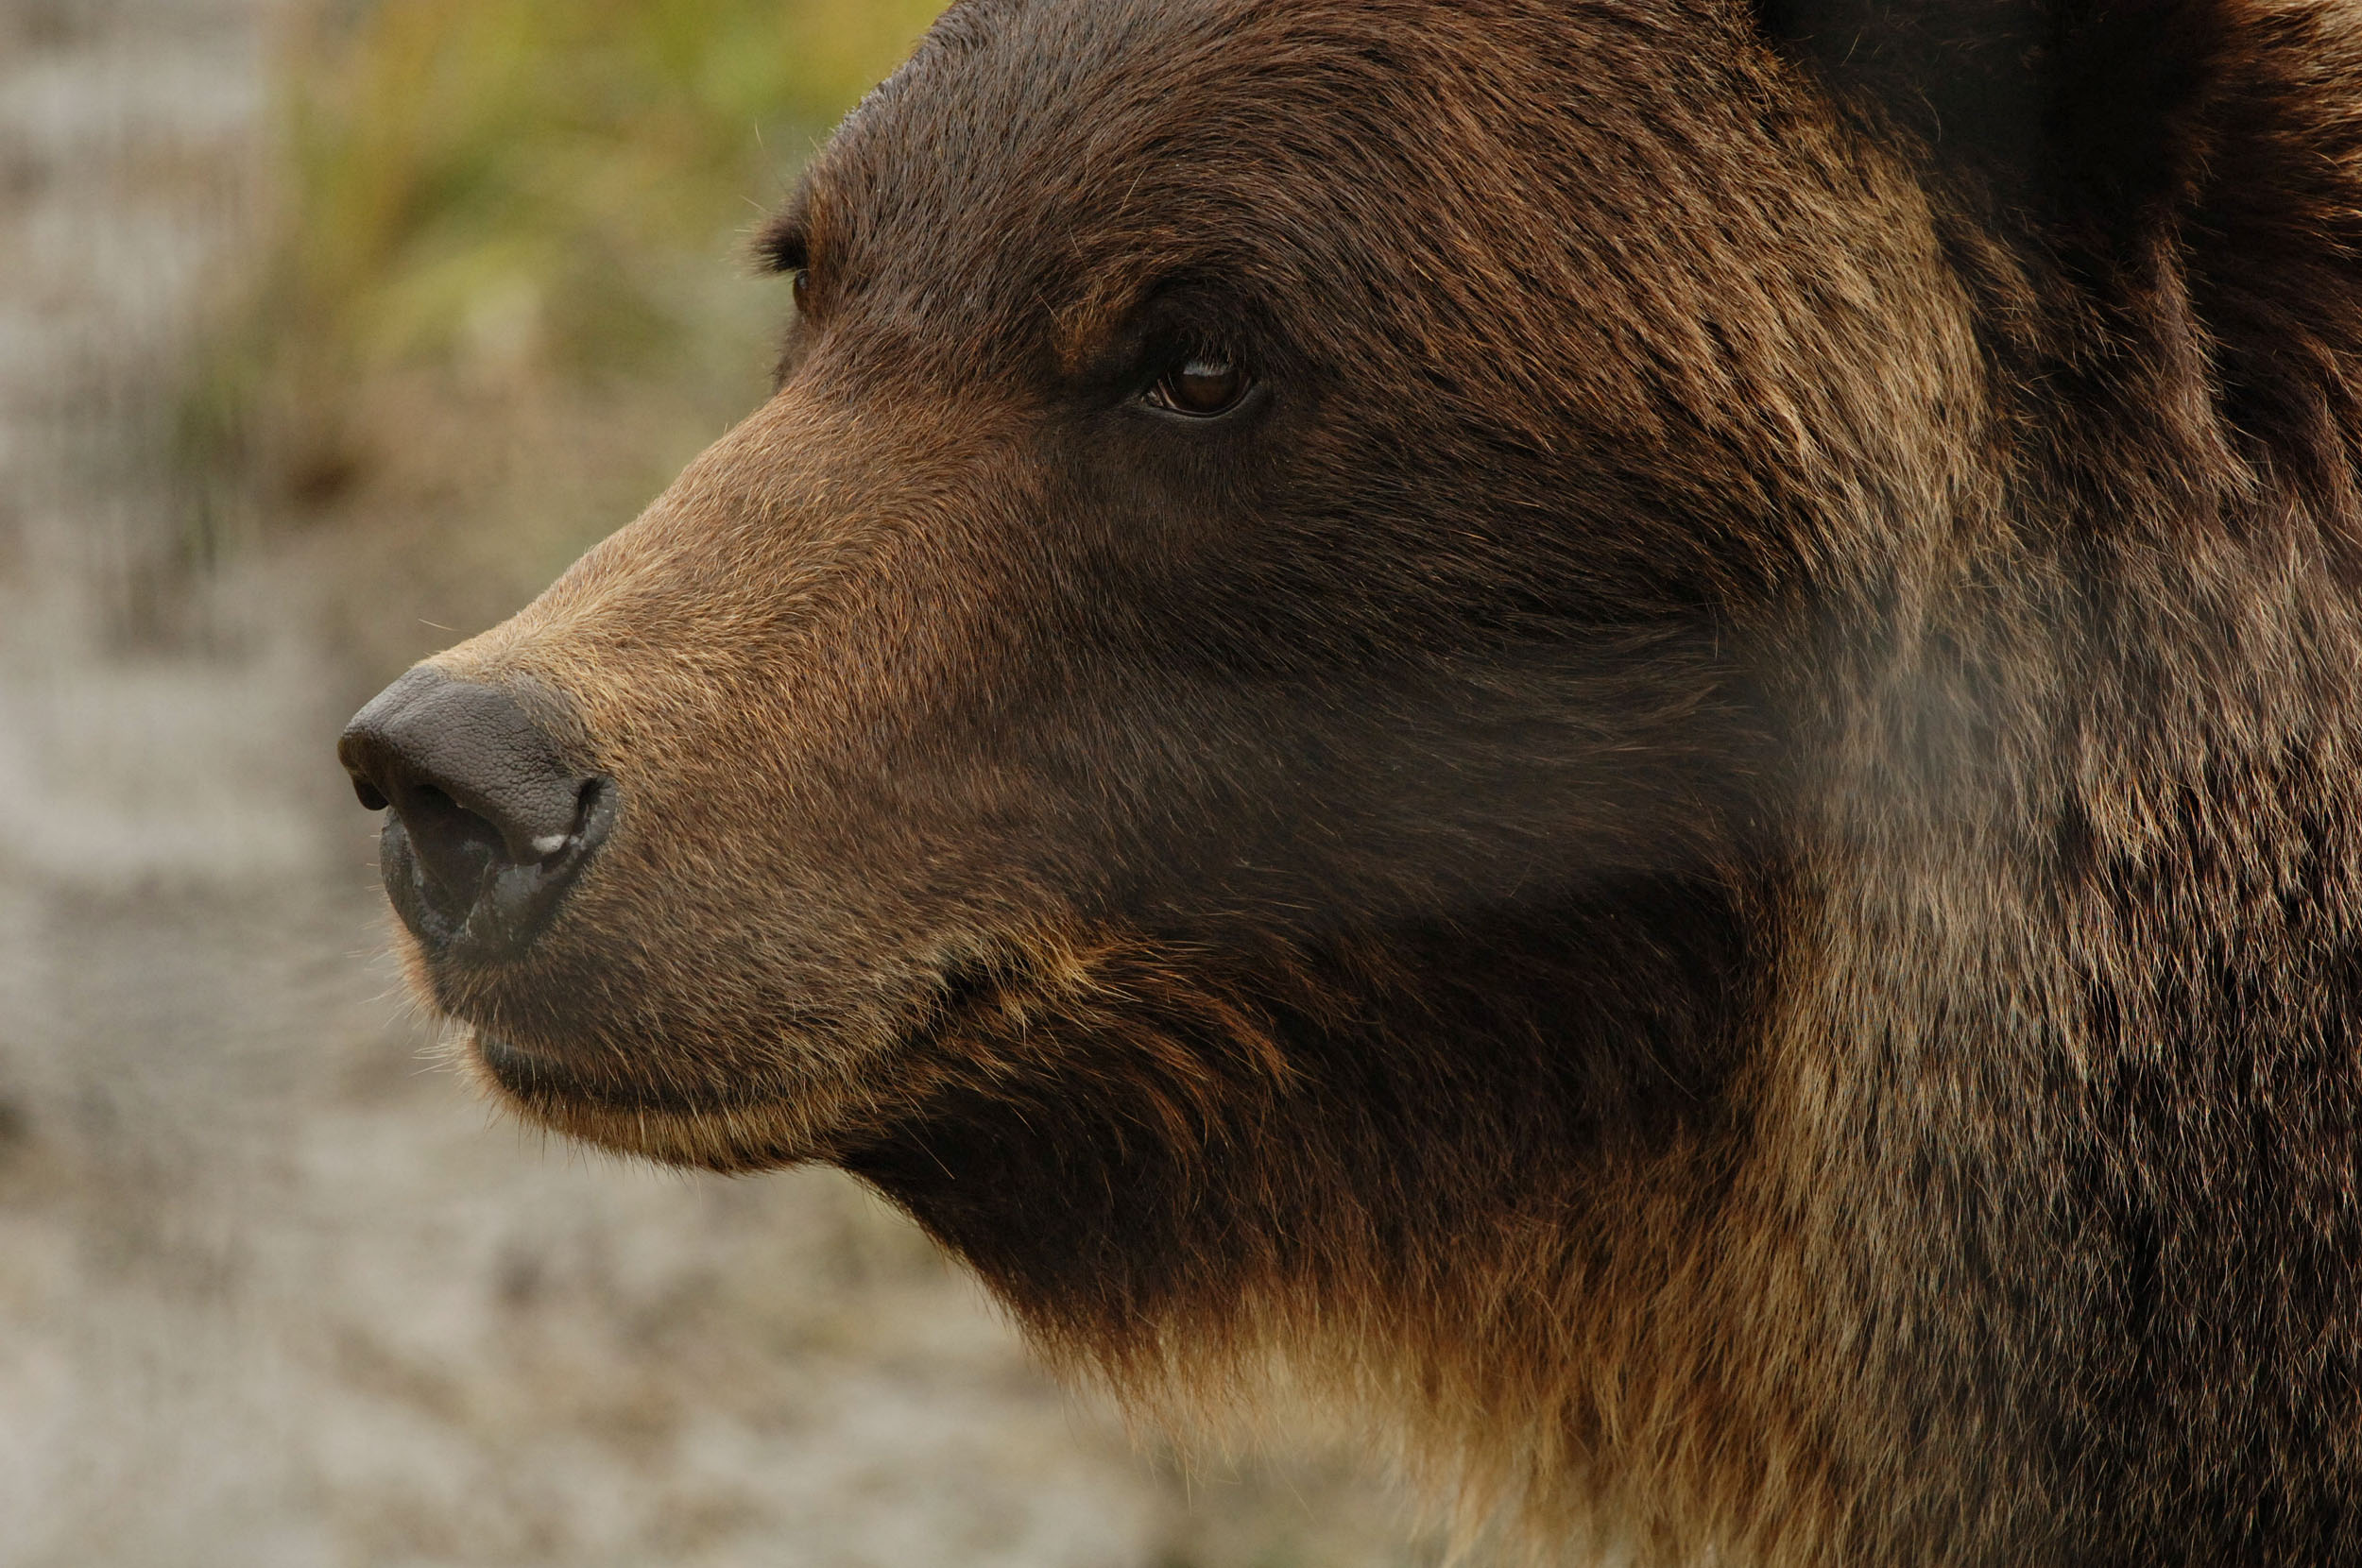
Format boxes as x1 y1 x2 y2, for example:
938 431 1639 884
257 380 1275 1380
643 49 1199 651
340 0 2362 1561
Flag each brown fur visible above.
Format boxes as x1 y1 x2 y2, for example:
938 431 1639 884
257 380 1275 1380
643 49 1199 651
382 0 2362 1559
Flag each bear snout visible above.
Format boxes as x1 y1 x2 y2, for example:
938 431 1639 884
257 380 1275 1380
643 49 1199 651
338 664 614 962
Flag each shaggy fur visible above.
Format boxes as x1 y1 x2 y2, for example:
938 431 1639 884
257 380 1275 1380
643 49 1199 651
365 0 2362 1559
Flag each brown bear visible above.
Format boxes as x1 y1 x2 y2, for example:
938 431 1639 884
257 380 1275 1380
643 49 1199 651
337 0 2362 1560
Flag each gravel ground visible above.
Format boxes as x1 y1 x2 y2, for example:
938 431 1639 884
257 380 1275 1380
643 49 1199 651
0 2 1430 1563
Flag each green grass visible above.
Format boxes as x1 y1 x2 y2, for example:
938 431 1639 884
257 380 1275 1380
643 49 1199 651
274 0 944 382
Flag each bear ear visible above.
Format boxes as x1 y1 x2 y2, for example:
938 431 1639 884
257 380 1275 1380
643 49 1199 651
1752 0 2229 231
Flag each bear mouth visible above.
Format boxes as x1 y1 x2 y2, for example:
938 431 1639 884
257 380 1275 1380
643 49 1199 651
458 949 1042 1167
470 1030 780 1116
462 1024 866 1171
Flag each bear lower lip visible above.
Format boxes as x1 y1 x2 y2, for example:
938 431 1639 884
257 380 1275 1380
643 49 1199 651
472 1029 690 1112
471 1028 789 1117
472 1030 568 1099
467 961 1017 1125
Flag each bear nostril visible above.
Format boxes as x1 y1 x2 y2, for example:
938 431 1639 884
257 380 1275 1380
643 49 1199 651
337 665 613 960
402 784 508 912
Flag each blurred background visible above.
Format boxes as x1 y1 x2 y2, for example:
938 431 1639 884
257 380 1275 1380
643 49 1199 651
0 1 1436 1562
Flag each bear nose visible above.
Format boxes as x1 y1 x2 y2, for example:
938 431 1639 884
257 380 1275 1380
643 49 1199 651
337 666 614 960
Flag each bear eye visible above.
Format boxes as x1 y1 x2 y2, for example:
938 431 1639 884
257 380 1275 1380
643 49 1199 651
790 268 813 314
1146 354 1251 418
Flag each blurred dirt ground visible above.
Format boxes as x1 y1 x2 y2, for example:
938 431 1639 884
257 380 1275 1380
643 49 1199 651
0 1 1434 1562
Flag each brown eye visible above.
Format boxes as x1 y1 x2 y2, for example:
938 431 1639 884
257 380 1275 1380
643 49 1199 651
1148 354 1250 417
791 269 812 314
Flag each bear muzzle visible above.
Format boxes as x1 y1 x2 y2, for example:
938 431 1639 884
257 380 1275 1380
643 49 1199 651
338 664 615 962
